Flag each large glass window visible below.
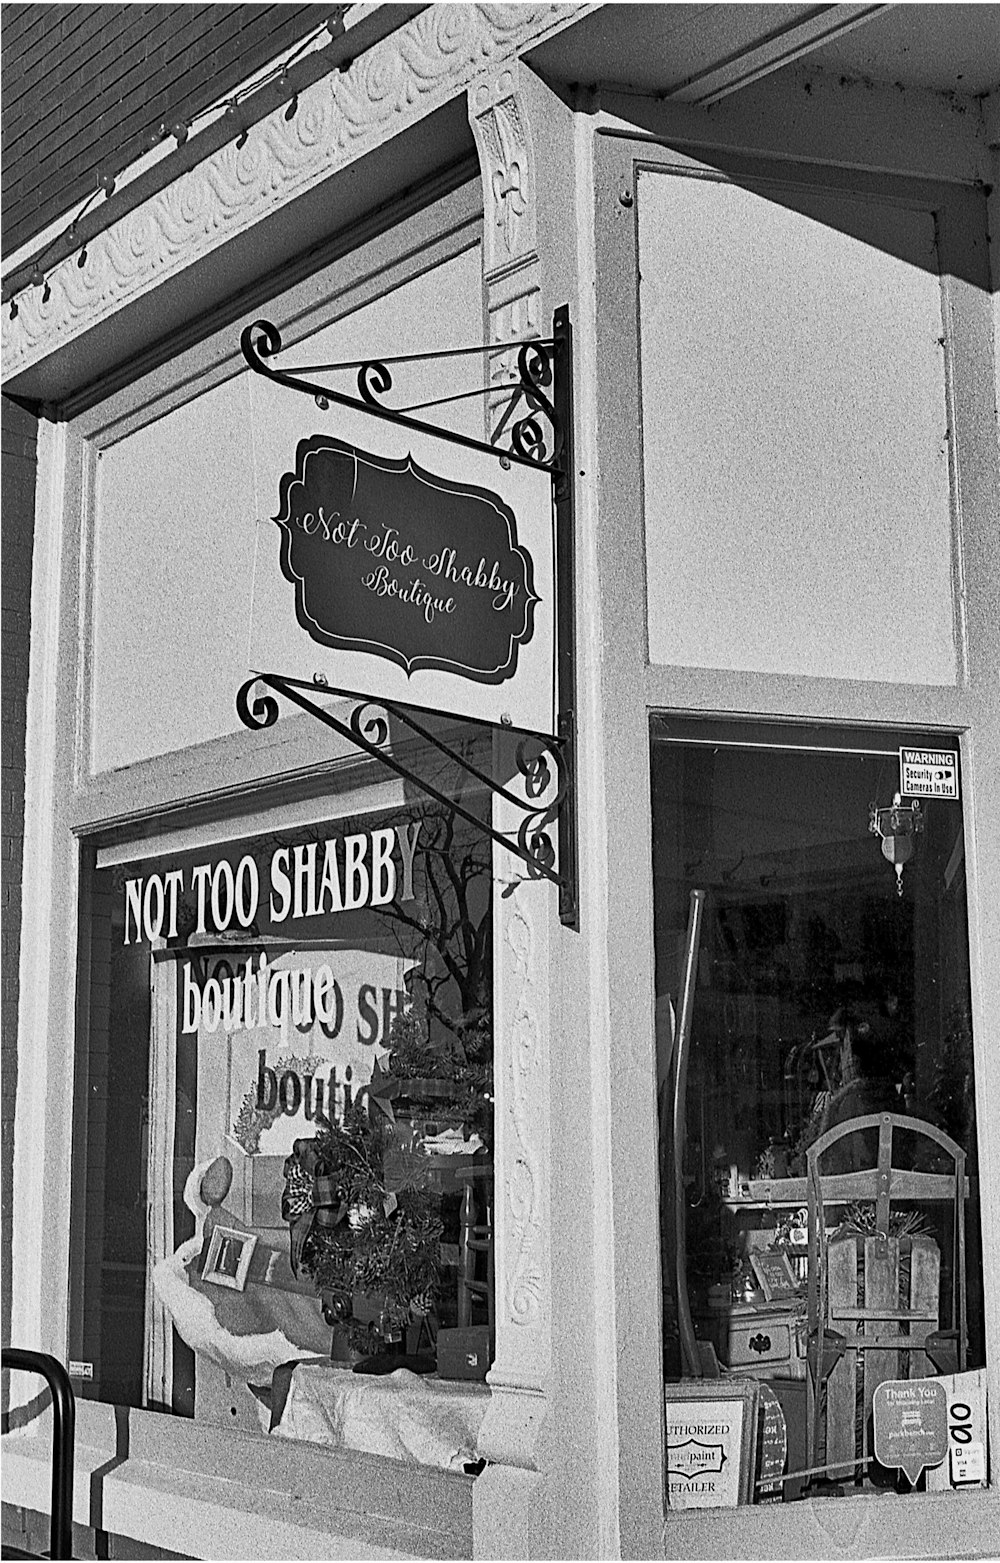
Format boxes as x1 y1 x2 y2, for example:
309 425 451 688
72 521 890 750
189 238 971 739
652 720 985 1506
71 785 494 1464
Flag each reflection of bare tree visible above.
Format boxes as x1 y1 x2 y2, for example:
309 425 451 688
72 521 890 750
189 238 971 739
375 803 491 1046
107 726 494 1048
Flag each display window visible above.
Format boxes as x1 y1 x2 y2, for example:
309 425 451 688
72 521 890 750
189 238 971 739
651 719 987 1508
70 782 494 1469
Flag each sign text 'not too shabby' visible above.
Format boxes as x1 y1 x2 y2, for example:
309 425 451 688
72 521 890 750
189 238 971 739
122 822 422 946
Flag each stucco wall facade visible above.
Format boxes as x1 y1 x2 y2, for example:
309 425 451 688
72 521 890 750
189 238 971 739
2 7 998 1561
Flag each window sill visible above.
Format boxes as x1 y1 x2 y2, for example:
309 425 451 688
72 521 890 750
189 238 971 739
663 1485 1000 1561
2 1399 473 1561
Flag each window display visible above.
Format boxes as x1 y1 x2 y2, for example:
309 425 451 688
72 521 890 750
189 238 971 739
651 721 986 1506
70 792 493 1465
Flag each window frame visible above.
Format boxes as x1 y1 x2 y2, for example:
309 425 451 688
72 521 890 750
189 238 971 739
13 176 490 1555
590 125 1000 1553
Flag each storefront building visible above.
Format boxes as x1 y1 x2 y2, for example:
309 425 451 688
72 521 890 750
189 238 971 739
2 4 999 1559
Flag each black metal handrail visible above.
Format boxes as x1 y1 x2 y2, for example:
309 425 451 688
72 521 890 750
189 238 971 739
2 1348 75 1560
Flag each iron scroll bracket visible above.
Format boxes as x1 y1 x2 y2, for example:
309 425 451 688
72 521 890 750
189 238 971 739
237 305 578 927
236 671 578 924
239 314 568 477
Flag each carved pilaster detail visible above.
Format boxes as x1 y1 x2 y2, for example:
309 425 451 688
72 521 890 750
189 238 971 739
3 4 588 380
486 729 551 1457
468 57 546 445
481 82 550 1353
477 836 551 1468
505 895 544 1328
470 75 551 1474
486 271 542 430
469 65 538 272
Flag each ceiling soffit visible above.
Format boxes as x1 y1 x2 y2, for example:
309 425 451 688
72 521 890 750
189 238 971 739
526 3 999 101
5 3 996 402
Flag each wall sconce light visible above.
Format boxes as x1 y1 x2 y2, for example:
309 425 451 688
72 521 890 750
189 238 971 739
869 793 924 895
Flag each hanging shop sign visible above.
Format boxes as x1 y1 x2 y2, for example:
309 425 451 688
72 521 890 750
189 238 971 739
266 434 542 691
246 344 558 739
899 746 959 799
239 309 578 927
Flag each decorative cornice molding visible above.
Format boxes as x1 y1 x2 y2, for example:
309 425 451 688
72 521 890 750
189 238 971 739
1 4 588 388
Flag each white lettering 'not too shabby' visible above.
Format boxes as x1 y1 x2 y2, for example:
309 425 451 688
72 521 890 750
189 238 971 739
123 822 422 945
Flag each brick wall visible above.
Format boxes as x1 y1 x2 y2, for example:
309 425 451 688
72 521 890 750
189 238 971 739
1 394 36 1346
2 3 331 253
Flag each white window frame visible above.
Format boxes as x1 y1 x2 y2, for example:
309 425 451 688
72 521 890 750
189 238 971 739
9 178 497 1559
589 127 1000 1555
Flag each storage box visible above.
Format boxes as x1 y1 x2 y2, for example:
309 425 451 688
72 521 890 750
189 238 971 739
699 1299 807 1379
436 1326 493 1381
224 1138 287 1228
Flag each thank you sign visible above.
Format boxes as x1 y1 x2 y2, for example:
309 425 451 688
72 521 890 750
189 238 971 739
873 1379 948 1485
250 428 556 736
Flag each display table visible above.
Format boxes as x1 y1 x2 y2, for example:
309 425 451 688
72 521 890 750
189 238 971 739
269 1359 489 1473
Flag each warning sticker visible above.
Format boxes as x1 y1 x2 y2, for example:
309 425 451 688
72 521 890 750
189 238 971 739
899 748 959 800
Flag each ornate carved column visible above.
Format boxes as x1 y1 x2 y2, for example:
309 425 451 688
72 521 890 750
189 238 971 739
468 61 553 1476
480 806 552 1470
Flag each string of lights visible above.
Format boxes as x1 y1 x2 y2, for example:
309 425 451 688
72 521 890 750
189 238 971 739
3 10 349 321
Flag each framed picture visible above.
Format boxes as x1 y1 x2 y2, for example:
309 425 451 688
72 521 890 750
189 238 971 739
750 1249 801 1302
663 1379 759 1508
202 1225 257 1291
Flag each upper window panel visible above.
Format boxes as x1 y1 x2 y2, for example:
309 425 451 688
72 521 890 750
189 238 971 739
88 241 483 774
638 170 957 684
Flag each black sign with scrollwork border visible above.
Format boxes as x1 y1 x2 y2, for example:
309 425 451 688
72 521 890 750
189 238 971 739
273 435 540 685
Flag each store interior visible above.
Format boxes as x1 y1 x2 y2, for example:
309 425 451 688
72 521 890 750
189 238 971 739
651 726 983 1499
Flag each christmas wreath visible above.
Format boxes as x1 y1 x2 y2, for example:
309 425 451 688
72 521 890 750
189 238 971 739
282 1006 493 1355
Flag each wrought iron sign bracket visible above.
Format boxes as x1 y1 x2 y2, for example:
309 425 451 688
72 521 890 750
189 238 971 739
237 306 578 928
236 671 577 922
239 313 569 480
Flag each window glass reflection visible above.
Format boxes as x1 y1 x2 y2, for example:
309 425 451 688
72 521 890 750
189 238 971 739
652 728 984 1504
73 798 494 1440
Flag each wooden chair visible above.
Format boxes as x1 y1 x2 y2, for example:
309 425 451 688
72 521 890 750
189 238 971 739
805 1112 967 1487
